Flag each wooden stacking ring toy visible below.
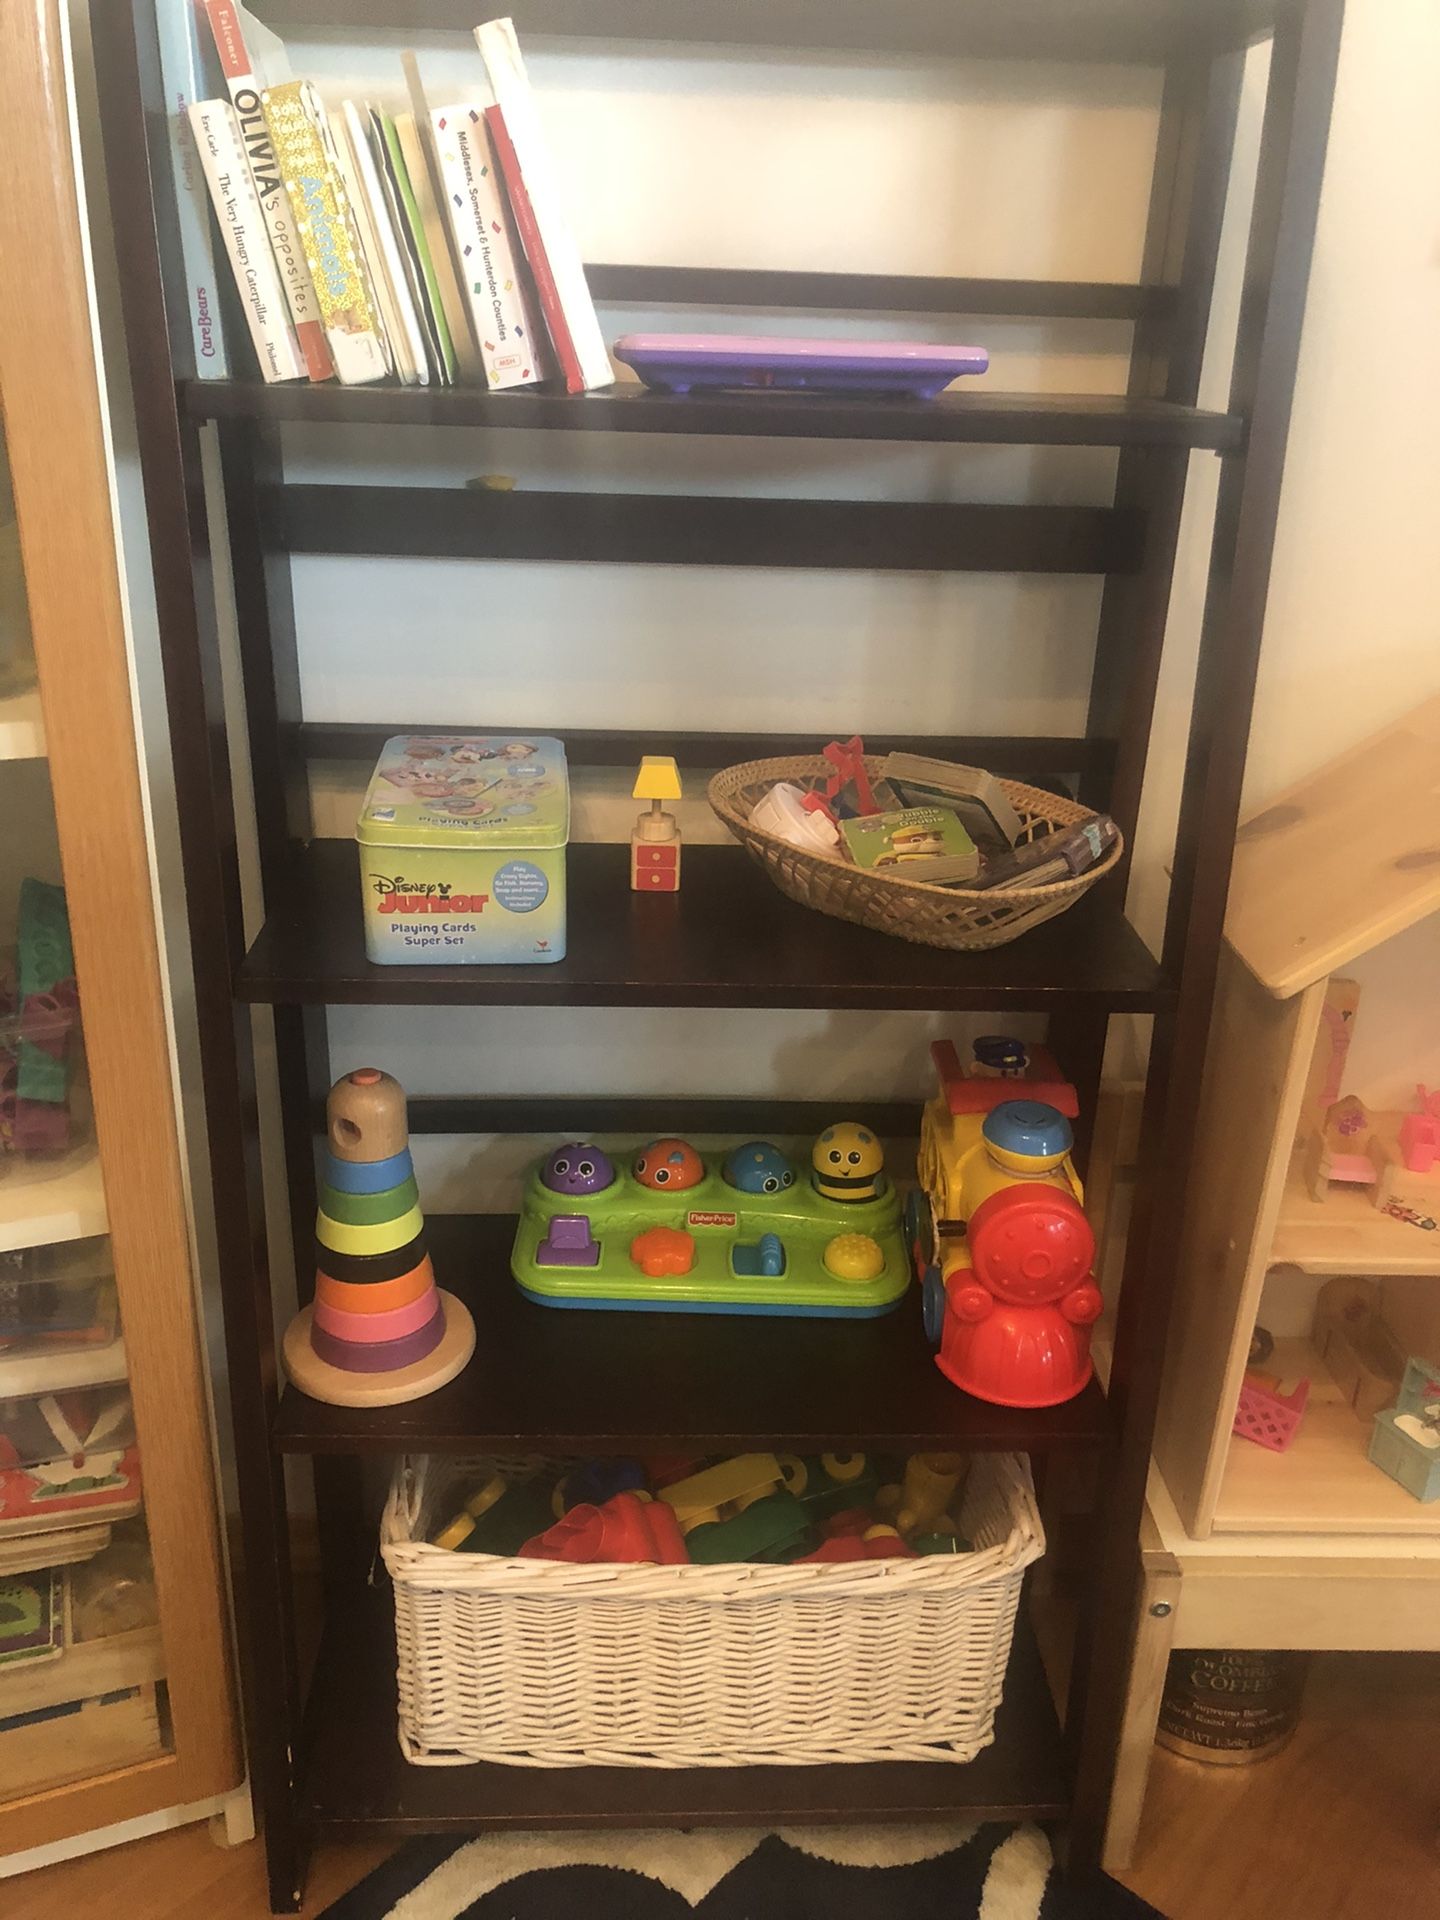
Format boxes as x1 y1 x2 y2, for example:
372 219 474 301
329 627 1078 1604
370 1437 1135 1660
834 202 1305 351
283 1068 474 1407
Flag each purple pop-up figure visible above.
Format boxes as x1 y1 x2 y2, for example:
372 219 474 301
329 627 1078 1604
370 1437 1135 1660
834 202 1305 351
540 1143 616 1197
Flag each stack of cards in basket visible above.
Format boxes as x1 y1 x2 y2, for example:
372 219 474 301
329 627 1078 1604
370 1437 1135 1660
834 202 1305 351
282 1068 474 1407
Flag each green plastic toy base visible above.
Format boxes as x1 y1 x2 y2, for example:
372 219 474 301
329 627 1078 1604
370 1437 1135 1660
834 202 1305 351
512 1147 909 1317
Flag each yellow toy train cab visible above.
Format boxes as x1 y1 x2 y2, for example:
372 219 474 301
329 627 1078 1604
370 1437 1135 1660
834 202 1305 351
916 1038 1082 1240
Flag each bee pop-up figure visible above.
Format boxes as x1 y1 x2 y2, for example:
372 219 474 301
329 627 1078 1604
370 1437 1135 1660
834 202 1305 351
631 755 683 891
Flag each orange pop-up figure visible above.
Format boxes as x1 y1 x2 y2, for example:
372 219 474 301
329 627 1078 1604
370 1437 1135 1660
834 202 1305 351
630 756 683 892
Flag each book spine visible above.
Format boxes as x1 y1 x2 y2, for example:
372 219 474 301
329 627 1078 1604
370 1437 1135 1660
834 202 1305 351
474 18 611 392
187 102 305 384
260 81 388 386
478 105 573 392
154 0 229 377
431 106 544 391
201 1 333 381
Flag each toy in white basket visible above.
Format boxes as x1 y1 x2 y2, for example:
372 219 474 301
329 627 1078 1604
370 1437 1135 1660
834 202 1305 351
750 782 843 856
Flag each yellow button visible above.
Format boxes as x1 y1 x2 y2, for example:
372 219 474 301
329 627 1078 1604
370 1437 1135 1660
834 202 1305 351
823 1232 885 1282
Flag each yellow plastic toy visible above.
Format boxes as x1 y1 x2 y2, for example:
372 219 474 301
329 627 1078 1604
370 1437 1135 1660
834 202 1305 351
823 1232 885 1281
657 1452 783 1535
875 1451 968 1538
811 1123 886 1203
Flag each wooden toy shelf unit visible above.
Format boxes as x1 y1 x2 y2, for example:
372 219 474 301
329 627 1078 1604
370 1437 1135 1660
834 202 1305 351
95 0 1343 1909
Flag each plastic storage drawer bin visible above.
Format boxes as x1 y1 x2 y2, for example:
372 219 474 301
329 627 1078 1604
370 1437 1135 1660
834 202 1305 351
381 1451 1044 1769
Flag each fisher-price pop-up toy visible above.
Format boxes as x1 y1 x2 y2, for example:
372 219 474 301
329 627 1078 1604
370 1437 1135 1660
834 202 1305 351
908 1038 1101 1408
283 1069 475 1406
511 1123 907 1316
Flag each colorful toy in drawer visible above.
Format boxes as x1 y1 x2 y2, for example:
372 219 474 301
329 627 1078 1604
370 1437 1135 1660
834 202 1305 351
0 1387 141 1534
1368 1357 1440 1502
356 735 568 965
283 1068 474 1407
912 1039 1099 1407
511 1126 907 1316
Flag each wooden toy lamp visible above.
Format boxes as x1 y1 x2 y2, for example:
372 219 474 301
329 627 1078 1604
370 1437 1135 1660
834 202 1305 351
631 755 683 891
283 1068 475 1406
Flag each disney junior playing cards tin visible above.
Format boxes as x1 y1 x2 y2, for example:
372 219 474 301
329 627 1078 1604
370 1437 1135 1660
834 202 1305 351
357 736 568 965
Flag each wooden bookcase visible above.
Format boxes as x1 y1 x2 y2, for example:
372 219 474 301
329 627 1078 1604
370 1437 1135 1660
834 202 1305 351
1156 696 1440 1539
93 0 1343 1908
0 0 239 1861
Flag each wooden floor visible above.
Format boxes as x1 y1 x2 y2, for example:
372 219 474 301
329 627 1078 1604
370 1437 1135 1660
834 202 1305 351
5 1654 1438 1919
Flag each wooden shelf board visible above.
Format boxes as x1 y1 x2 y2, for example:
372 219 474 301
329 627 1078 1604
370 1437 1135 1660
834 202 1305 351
302 1576 1070 1832
182 379 1245 451
1226 693 1440 997
1272 1145 1440 1277
235 0 1277 65
275 1214 1111 1455
0 687 44 762
0 1138 107 1255
1213 1339 1440 1537
240 840 1172 1013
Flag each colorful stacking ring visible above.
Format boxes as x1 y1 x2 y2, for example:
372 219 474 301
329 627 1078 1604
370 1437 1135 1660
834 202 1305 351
313 1289 439 1344
313 1257 434 1316
314 1230 428 1286
317 1175 420 1227
316 1204 425 1258
309 1301 444 1373
321 1147 415 1196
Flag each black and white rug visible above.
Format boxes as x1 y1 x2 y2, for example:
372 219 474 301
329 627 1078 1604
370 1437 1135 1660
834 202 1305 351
319 1823 1163 1919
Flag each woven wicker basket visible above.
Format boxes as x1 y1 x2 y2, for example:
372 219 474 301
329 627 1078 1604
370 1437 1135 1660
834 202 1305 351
708 756 1122 952
381 1451 1044 1769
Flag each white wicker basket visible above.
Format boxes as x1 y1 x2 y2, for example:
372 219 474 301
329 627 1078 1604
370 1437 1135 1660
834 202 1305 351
380 1451 1044 1769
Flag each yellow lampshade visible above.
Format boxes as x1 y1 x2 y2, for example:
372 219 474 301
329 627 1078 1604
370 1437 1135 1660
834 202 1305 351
632 755 683 802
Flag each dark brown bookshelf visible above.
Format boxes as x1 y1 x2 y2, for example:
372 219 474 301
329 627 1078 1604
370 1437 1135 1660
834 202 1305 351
275 1215 1111 1455
182 377 1245 451
238 840 1174 1012
304 1582 1070 1833
96 0 1344 1901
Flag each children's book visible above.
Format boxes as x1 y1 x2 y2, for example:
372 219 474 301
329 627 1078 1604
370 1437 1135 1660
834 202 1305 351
473 17 611 392
840 807 980 883
260 80 390 385
199 2 333 381
154 0 230 376
882 753 1024 851
335 99 428 386
188 100 306 383
375 110 455 385
400 57 487 383
429 103 545 390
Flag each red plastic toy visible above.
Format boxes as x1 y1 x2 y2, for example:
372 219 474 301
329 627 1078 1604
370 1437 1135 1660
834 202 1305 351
935 1183 1102 1408
797 1528 914 1564
518 1491 688 1565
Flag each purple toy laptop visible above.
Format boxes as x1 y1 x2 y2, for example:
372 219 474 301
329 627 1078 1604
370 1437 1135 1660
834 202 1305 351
612 333 989 400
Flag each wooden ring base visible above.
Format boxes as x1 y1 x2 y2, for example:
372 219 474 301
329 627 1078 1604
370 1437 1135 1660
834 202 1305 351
283 1290 475 1407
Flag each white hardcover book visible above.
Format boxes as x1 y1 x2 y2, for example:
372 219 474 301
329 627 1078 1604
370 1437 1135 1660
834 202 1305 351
200 2 333 381
428 103 543 390
473 17 611 391
339 101 429 386
187 100 305 384
154 0 229 375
